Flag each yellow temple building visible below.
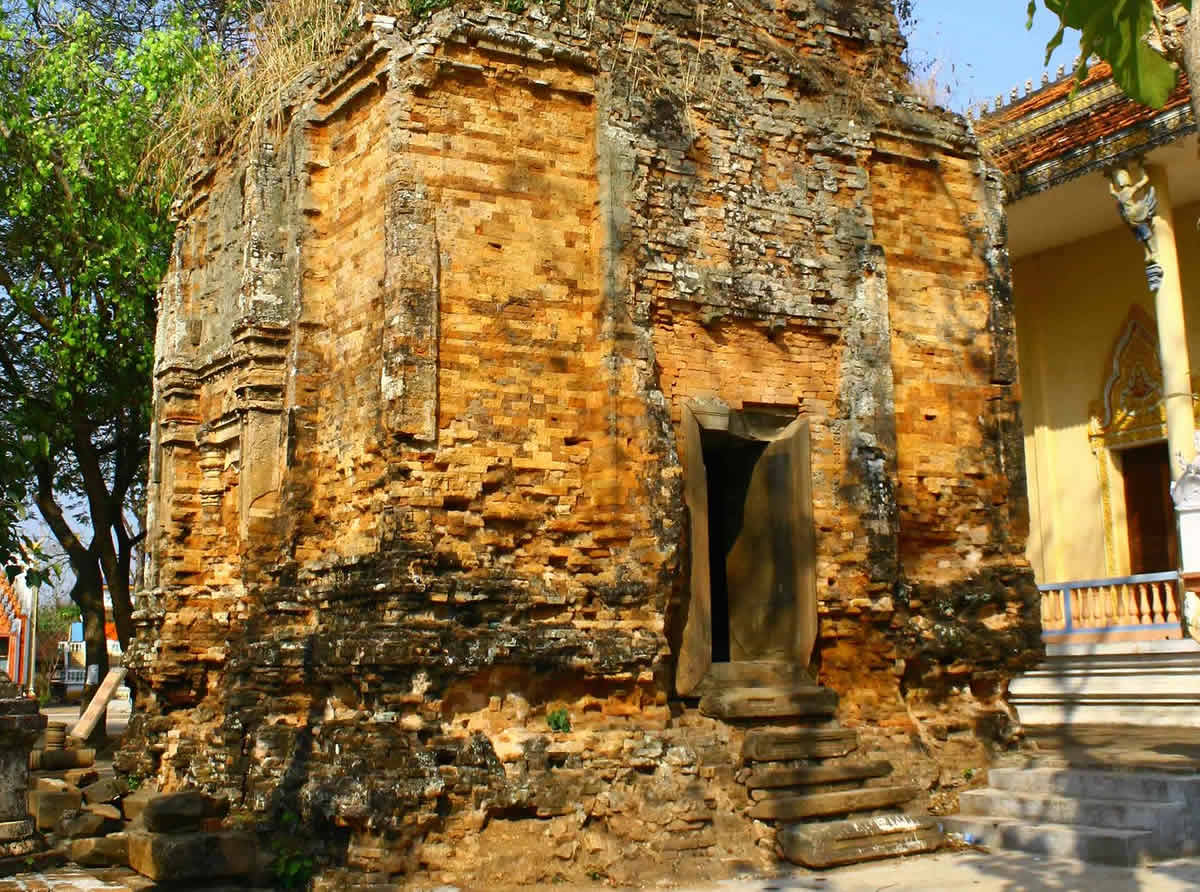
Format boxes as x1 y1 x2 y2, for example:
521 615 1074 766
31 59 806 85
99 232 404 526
983 53 1200 726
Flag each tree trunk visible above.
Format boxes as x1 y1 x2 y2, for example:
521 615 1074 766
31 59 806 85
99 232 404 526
1185 12 1200 147
105 546 134 649
33 459 115 740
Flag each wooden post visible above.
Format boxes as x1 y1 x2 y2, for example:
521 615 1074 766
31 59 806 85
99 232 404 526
69 667 126 743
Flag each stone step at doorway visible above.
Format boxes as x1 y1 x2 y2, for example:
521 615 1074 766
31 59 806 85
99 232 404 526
744 759 893 791
700 660 943 869
945 760 1200 863
742 726 857 761
778 815 944 869
747 784 921 821
693 660 816 695
699 685 838 722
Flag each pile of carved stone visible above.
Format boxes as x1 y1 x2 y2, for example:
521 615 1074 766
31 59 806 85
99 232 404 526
699 662 945 867
28 775 263 886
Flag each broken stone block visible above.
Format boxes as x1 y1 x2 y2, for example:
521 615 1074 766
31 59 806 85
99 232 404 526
0 835 38 859
55 811 103 840
658 827 716 851
63 767 100 787
0 819 33 842
142 791 229 833
66 832 130 867
56 806 122 839
83 776 129 805
777 814 944 868
86 803 123 821
121 788 155 823
31 787 83 831
126 829 257 881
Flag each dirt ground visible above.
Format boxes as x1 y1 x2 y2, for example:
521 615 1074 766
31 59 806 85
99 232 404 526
6 850 1200 890
486 850 1200 891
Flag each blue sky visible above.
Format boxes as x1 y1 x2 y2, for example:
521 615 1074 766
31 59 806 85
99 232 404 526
905 1 1077 112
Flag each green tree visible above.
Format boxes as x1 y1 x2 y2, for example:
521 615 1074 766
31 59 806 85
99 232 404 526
36 595 80 697
1028 1 1198 114
0 8 210 704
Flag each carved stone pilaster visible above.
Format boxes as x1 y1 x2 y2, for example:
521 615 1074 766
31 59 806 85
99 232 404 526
0 677 45 857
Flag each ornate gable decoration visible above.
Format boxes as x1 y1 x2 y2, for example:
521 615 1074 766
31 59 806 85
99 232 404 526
1091 306 1164 446
1102 314 1162 428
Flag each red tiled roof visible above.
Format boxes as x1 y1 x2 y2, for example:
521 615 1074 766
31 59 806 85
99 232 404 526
0 576 19 636
985 63 1192 176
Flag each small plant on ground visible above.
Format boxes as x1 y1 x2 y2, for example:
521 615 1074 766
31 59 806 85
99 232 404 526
505 0 526 12
271 810 315 889
547 707 571 733
408 0 453 17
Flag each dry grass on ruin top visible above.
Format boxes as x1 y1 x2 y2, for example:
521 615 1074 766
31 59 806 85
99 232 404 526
146 0 357 194
148 0 916 202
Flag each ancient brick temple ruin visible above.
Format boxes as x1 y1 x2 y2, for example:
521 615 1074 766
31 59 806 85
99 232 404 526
121 0 1041 883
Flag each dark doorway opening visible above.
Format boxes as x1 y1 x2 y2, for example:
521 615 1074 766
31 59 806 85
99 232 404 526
702 428 766 664
1121 441 1178 574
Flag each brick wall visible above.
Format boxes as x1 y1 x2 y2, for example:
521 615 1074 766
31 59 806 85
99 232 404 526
124 2 1041 883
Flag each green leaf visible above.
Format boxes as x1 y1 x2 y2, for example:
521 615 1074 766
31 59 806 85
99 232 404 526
1036 0 1181 107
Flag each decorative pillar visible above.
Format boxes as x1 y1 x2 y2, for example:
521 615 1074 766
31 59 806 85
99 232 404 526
0 676 45 858
1111 161 1198 635
1147 163 1195 480
1113 160 1199 634
1110 160 1195 478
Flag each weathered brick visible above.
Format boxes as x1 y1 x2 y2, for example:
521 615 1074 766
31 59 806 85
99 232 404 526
120 1 1040 886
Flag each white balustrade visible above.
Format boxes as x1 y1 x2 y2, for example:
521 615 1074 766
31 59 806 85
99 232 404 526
1038 572 1183 642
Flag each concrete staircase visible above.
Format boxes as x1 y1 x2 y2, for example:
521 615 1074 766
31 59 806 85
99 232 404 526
944 761 1200 865
698 661 942 868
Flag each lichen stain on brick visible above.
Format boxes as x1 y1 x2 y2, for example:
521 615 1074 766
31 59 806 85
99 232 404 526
122 0 1042 884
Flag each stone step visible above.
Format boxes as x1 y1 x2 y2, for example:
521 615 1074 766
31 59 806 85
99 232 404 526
987 766 1200 805
777 815 943 868
959 788 1185 832
942 816 1151 866
746 784 918 821
746 760 892 791
700 685 837 721
693 661 814 696
743 726 857 762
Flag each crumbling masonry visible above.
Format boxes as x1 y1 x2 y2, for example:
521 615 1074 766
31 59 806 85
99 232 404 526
120 0 1042 884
